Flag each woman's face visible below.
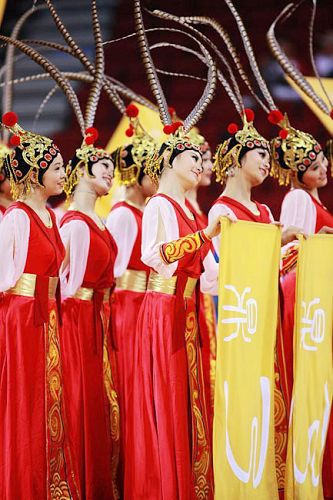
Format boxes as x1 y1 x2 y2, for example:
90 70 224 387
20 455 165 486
41 153 66 197
170 149 203 191
0 178 11 199
199 148 213 187
239 148 271 187
140 173 157 198
300 151 328 189
87 157 114 197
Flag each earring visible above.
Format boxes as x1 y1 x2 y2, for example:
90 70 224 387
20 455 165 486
226 166 235 177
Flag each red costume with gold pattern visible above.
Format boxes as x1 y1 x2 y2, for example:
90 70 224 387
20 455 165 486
60 210 120 499
0 202 78 499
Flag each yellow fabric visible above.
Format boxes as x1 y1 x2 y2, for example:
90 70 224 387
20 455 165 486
214 218 280 499
285 235 333 500
0 0 7 26
95 102 165 218
286 76 333 136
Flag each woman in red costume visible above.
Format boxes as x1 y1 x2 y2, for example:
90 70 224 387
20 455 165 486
186 130 217 434
0 144 12 220
209 111 303 499
106 104 156 487
266 7 333 492
60 129 120 500
270 121 333 499
125 3 220 497
125 127 221 500
0 112 78 499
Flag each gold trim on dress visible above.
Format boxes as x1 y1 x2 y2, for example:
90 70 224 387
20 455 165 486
6 273 58 298
147 271 197 298
115 269 148 293
74 286 111 302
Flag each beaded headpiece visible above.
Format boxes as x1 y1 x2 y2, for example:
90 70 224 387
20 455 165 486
133 0 217 183
267 2 332 184
270 114 322 185
112 104 156 186
64 127 113 196
145 125 201 183
213 109 270 184
1 111 60 199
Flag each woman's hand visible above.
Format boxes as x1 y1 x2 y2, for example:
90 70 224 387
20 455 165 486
318 225 333 234
204 215 236 240
281 225 307 245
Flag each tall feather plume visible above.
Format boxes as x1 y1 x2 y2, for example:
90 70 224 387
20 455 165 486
267 2 330 115
2 4 46 140
308 0 332 108
178 15 269 113
0 35 86 134
85 0 105 127
133 0 171 125
223 0 277 111
149 9 243 116
44 0 124 114
33 83 59 129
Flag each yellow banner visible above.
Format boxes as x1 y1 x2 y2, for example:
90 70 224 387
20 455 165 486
285 235 333 500
214 219 280 499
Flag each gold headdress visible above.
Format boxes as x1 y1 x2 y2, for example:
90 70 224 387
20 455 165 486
112 104 156 186
267 1 332 183
1 111 60 200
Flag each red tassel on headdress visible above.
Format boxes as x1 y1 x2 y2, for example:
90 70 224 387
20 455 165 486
243 108 255 122
279 129 289 139
267 109 284 124
2 111 18 127
172 121 183 133
330 109 333 119
227 123 239 134
85 127 99 145
10 135 21 146
126 104 139 118
163 124 173 135
125 127 134 137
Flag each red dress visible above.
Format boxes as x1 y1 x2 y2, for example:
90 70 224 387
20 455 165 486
186 199 217 435
213 196 288 496
110 201 149 486
0 202 78 500
60 211 120 500
125 194 213 500
281 196 333 499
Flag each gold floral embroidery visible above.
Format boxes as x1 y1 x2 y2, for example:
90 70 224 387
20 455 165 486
102 308 120 500
160 231 206 264
185 310 212 498
46 309 73 499
203 294 217 412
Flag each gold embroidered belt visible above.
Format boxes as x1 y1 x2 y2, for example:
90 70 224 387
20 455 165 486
115 269 148 293
6 273 58 299
147 271 197 298
74 287 111 302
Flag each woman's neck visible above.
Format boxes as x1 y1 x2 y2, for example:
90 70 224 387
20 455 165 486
125 185 146 209
72 185 98 213
21 187 49 211
222 175 253 204
186 187 201 213
158 176 187 205
0 193 11 209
